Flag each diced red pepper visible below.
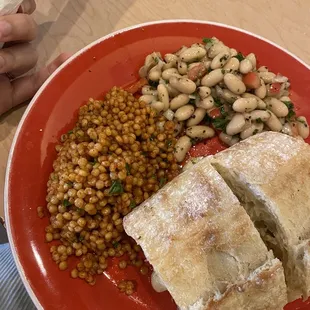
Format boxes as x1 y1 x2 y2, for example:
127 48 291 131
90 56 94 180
268 82 282 96
208 108 221 119
242 72 260 89
188 63 207 81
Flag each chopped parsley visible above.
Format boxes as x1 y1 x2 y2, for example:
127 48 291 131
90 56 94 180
256 118 263 123
203 113 213 125
129 200 136 209
112 241 119 248
234 52 245 62
153 56 159 64
148 80 159 88
78 235 84 242
282 101 296 120
109 180 124 195
166 140 172 147
221 69 226 74
67 130 73 134
63 199 72 208
125 163 131 176
90 158 98 166
159 177 167 188
214 98 222 107
207 67 213 73
212 118 229 131
202 37 213 44
253 129 259 135
66 181 73 187
190 138 198 145
149 134 155 141
220 106 228 117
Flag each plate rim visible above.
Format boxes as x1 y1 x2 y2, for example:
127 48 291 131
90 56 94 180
4 19 310 310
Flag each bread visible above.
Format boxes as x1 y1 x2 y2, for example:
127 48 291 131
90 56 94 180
123 158 287 309
212 131 310 301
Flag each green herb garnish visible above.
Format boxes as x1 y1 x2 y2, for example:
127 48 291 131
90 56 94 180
90 158 98 166
282 101 296 120
153 57 159 64
214 98 222 107
66 181 73 187
220 106 228 117
109 180 124 195
256 118 263 123
166 140 172 147
63 199 72 208
159 177 167 188
253 129 259 135
112 241 119 248
221 69 226 74
148 80 159 88
67 130 73 134
125 163 131 176
78 235 84 242
212 118 229 131
202 37 213 44
234 52 245 61
129 200 136 209
149 134 155 141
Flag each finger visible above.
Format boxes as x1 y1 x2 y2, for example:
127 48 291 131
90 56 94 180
0 43 38 75
0 74 13 115
19 0 36 14
0 14 37 43
11 53 72 107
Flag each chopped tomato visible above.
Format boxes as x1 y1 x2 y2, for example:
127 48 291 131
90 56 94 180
125 78 148 94
208 108 221 119
242 72 260 89
188 63 207 81
268 82 282 96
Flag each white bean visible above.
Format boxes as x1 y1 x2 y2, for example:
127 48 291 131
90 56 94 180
174 105 195 121
174 121 184 137
174 136 192 162
296 116 310 139
259 71 276 84
201 69 224 87
175 46 188 56
232 98 257 113
188 62 202 70
187 108 207 126
170 94 190 110
186 126 215 139
162 62 177 70
169 76 197 94
142 85 158 96
265 111 283 132
281 123 293 136
162 68 180 80
226 113 246 136
211 52 230 69
230 48 238 57
242 93 266 109
280 96 291 102
222 89 240 104
151 101 165 112
198 86 211 99
240 123 264 140
224 73 246 95
254 79 267 99
223 57 240 72
196 96 214 110
139 95 156 104
265 98 289 117
179 46 206 62
219 132 240 146
208 43 229 59
151 272 167 293
164 53 178 64
246 53 257 69
148 70 161 81
239 58 253 74
178 61 188 75
166 84 180 98
157 84 170 111
249 110 271 122
257 66 269 72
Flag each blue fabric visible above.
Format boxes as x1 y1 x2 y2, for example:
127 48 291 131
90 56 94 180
0 244 36 310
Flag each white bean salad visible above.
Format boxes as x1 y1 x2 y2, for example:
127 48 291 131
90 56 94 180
138 37 309 162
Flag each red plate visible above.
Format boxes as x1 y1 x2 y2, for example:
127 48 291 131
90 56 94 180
5 20 310 310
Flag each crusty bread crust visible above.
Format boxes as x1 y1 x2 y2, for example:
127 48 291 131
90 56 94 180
124 158 287 309
212 131 310 301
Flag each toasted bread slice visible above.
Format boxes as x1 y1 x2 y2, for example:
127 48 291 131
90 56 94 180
123 158 287 309
212 131 310 301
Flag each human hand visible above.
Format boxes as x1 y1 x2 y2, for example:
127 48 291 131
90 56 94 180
0 0 71 116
